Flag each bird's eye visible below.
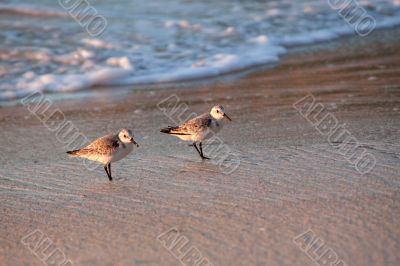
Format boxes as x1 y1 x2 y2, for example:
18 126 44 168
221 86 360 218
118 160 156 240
124 135 127 138
216 110 219 113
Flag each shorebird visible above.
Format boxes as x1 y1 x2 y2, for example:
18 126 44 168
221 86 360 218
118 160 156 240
67 129 139 181
160 105 231 159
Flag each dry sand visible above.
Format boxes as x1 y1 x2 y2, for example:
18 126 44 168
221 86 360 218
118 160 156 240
0 28 400 266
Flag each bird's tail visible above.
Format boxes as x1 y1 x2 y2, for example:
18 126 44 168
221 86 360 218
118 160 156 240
66 149 81 156
160 126 191 136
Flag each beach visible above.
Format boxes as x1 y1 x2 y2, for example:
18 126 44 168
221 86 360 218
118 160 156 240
1 26 400 266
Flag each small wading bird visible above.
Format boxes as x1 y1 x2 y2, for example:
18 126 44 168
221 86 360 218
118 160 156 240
67 129 139 181
160 105 232 159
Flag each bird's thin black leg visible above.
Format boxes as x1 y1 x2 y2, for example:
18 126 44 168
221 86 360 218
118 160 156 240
192 143 202 158
199 142 210 160
104 165 109 176
108 163 112 181
104 164 112 181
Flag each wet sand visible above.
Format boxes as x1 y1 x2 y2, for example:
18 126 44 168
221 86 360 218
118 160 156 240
1 28 400 266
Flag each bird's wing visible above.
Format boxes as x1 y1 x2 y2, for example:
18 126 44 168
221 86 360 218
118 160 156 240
171 113 212 135
80 134 120 155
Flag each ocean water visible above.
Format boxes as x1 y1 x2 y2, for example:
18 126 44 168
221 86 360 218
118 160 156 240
1 0 400 102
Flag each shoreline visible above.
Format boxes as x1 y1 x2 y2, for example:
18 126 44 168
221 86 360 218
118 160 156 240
1 26 400 108
1 26 400 265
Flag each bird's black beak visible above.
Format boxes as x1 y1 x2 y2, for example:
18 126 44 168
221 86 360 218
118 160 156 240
223 113 232 121
131 138 139 147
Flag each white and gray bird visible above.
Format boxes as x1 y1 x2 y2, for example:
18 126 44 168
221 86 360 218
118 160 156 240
160 105 232 159
67 129 139 181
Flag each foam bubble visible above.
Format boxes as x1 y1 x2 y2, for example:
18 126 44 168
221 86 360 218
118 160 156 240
106 57 134 70
82 39 114 49
250 35 269 45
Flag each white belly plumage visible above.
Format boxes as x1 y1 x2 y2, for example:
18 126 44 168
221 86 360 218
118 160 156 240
83 143 134 165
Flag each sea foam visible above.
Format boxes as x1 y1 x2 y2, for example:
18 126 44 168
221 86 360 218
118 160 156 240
1 0 400 102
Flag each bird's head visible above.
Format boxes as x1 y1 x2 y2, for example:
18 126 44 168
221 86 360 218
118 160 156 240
210 105 232 121
118 128 139 147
